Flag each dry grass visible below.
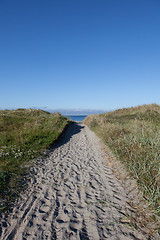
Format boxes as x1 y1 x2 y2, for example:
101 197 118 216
0 108 70 210
84 104 160 217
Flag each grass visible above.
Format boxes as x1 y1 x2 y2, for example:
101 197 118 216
84 104 160 215
0 108 70 209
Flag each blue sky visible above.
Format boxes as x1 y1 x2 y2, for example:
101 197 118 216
0 0 160 112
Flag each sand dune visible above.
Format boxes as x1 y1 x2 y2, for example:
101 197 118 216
0 123 146 239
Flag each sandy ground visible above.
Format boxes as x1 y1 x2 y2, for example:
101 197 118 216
0 123 148 240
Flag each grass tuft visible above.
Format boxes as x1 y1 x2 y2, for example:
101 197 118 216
0 108 70 209
84 104 160 213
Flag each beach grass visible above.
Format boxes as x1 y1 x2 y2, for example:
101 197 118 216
84 104 160 214
0 108 70 208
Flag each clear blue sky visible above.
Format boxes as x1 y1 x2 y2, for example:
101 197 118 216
0 0 160 111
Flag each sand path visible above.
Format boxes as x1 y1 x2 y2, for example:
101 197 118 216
0 123 146 240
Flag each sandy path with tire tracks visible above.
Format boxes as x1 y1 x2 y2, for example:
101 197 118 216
0 123 146 240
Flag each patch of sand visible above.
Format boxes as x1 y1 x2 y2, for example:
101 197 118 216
0 123 150 239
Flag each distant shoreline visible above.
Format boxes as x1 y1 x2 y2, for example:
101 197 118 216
65 115 87 122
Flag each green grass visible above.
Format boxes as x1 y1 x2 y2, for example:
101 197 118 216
84 104 160 214
0 108 70 208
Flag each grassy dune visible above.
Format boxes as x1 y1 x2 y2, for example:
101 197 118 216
84 104 160 214
0 108 70 208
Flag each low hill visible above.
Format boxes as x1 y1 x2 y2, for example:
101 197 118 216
0 108 70 209
84 104 160 216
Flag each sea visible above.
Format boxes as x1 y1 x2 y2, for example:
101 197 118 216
66 115 87 122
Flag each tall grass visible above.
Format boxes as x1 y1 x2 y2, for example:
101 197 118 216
0 108 70 209
84 104 160 214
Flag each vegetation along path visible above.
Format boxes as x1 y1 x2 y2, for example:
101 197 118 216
0 123 150 239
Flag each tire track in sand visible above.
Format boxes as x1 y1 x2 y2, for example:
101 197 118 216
0 123 146 240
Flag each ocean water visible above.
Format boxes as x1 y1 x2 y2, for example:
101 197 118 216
67 115 87 122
